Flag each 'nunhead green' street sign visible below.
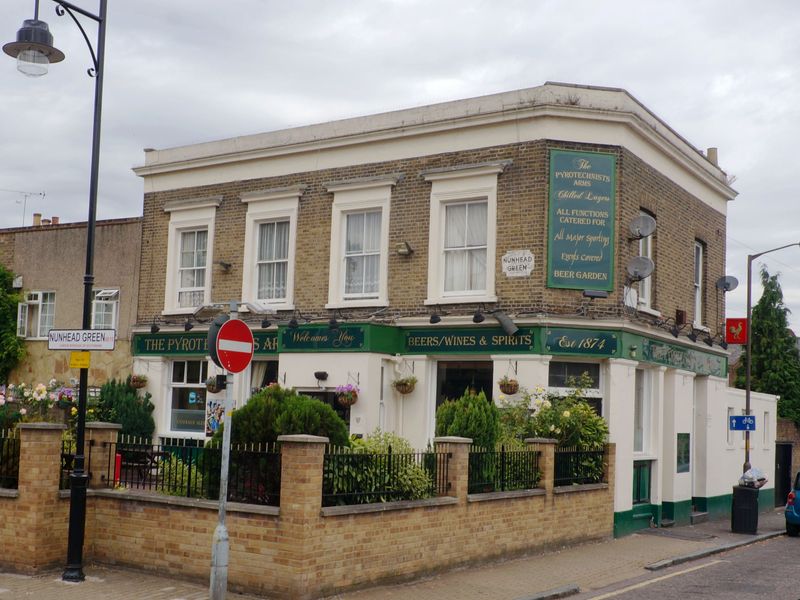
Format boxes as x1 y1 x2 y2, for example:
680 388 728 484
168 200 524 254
547 149 616 291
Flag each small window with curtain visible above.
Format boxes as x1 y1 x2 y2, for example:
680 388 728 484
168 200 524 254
178 229 208 308
257 220 289 301
444 200 488 293
344 210 381 299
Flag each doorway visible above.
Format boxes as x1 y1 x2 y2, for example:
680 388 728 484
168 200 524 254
436 361 493 408
775 442 793 507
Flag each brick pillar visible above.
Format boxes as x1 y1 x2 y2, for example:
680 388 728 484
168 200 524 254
9 423 69 572
85 422 122 489
434 437 472 503
526 438 556 495
277 434 328 600
604 442 616 488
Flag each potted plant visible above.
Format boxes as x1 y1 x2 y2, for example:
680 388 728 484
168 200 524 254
335 383 359 407
392 375 417 395
129 374 148 389
498 375 519 395
206 376 224 394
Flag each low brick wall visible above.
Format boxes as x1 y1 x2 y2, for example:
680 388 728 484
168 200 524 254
0 426 615 599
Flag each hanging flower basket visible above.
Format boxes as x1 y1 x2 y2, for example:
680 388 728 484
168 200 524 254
498 378 519 395
336 391 358 407
392 376 417 395
335 384 359 407
206 376 224 394
130 375 148 389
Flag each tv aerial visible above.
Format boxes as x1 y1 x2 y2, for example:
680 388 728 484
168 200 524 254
626 256 654 282
629 214 657 240
715 275 739 293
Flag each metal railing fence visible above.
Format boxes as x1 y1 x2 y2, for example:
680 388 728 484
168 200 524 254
102 436 281 506
554 445 606 486
0 429 19 489
322 445 449 506
468 445 542 494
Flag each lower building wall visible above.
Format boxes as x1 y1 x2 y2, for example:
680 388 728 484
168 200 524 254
0 427 615 599
10 341 134 388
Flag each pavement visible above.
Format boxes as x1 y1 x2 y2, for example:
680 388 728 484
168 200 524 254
0 508 787 600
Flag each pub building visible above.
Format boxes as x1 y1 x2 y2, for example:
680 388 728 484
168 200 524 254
131 82 776 536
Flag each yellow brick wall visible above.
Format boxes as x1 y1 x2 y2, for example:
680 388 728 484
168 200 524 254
0 426 615 599
137 141 726 329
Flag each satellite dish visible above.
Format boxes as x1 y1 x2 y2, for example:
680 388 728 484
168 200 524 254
629 214 657 239
715 275 739 292
626 256 654 282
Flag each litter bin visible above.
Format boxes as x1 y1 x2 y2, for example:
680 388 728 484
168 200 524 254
731 485 759 534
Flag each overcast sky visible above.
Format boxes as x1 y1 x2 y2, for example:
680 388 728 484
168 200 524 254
1 0 798 332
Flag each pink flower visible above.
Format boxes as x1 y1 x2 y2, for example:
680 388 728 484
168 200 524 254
19 408 27 415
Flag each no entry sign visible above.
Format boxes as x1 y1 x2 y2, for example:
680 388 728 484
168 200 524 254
215 319 254 373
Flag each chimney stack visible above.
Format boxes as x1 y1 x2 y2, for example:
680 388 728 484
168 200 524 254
32 213 41 227
51 216 59 225
41 219 51 226
706 147 718 166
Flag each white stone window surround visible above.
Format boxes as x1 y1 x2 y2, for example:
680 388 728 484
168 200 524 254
423 162 508 306
325 176 399 309
693 240 705 328
241 186 303 311
163 196 221 315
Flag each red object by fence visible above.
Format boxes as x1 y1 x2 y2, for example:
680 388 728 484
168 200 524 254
114 452 121 485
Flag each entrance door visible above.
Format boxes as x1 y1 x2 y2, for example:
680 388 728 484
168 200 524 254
436 361 493 408
775 442 793 507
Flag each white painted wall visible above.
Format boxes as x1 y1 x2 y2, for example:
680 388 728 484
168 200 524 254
661 370 695 504
605 359 637 513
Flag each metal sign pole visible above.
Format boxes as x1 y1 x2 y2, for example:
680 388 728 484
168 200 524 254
210 302 236 599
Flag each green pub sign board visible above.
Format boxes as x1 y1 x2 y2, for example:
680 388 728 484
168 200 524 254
404 327 535 354
280 326 366 352
133 331 277 356
544 328 618 356
547 150 616 291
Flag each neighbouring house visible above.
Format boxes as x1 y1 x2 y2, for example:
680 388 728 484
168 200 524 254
131 81 776 535
0 215 142 389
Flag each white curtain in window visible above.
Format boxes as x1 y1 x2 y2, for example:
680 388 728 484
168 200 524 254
250 361 268 392
257 221 289 300
345 211 381 296
444 202 486 292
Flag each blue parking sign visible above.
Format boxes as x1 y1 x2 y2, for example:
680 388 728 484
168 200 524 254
730 415 756 431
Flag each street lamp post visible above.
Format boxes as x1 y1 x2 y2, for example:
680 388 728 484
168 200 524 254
743 242 800 473
4 0 107 582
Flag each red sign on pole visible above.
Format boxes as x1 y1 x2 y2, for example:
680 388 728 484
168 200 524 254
725 318 748 345
215 319 255 373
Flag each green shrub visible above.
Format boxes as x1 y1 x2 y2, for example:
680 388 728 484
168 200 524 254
158 453 206 497
96 378 155 439
528 376 608 448
212 384 349 447
435 388 499 449
325 430 434 504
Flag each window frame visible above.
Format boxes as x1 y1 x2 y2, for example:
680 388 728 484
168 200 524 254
163 197 220 315
168 359 209 435
241 187 301 311
638 210 655 310
325 177 396 309
423 163 505 306
91 288 119 331
693 240 704 327
17 290 56 339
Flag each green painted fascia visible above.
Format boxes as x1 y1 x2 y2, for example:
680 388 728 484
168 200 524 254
614 504 660 537
694 494 732 519
662 499 692 525
277 323 405 354
758 488 775 512
621 331 728 377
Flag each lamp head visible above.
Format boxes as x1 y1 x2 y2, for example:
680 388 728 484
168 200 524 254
429 313 441 324
3 19 64 77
